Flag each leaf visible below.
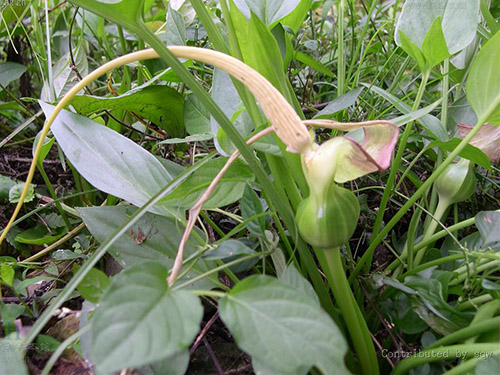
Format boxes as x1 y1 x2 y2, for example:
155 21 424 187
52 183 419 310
70 0 145 33
41 102 173 216
314 88 363 118
42 45 88 101
475 211 500 246
396 0 480 55
74 265 110 303
8 182 35 204
281 0 313 33
0 263 15 287
466 30 500 125
421 17 450 69
0 336 28 375
0 62 27 87
184 94 211 135
294 50 335 78
364 83 449 141
158 157 254 209
240 184 267 237
144 350 190 375
204 239 258 273
91 262 203 373
78 205 217 290
210 68 252 155
233 0 302 28
427 138 491 169
166 4 186 46
280 263 320 306
0 175 16 199
14 225 65 246
70 86 185 136
219 275 349 375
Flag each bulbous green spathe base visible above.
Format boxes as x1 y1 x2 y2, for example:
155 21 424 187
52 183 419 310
296 185 360 249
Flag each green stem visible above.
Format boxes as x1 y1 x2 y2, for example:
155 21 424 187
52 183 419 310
456 294 493 311
371 70 430 251
392 344 500 375
318 247 379 375
413 198 450 266
337 0 345 97
426 317 500 350
350 92 500 282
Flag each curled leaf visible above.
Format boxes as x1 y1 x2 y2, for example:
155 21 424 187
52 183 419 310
457 123 500 162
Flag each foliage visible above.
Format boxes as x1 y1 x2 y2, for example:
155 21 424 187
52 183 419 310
0 1 499 374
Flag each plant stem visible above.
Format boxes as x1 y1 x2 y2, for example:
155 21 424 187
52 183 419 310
393 344 500 375
350 92 500 282
413 198 450 266
318 247 379 375
337 0 345 97
371 70 430 250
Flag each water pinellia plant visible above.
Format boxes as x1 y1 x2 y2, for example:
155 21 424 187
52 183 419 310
0 1 499 374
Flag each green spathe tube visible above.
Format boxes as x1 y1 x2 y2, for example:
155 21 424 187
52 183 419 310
434 158 476 205
296 184 360 249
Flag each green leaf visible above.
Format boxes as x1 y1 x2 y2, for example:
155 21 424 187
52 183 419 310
0 62 27 87
240 184 267 237
14 225 66 246
466 30 500 125
77 206 217 290
184 94 211 135
91 262 203 373
219 275 349 374
294 50 335 79
313 87 363 119
475 211 500 246
398 31 427 72
70 0 145 33
280 263 320 306
0 174 16 199
8 182 35 204
144 350 190 375
74 264 110 303
233 0 302 28
70 86 185 136
421 17 450 69
204 239 258 273
0 335 28 375
40 102 173 216
247 14 290 95
281 0 313 33
1 262 15 287
364 83 449 140
159 157 254 209
396 0 480 55
427 138 491 169
166 4 186 46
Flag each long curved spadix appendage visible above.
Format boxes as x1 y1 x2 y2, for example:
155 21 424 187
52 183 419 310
168 127 274 286
0 47 310 245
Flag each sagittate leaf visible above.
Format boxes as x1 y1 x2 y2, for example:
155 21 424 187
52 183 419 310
91 262 203 373
0 62 27 87
78 206 218 290
233 0 301 28
40 102 172 216
70 0 145 33
70 86 185 137
158 157 254 209
219 275 349 375
396 0 479 55
466 30 500 125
